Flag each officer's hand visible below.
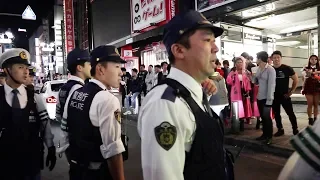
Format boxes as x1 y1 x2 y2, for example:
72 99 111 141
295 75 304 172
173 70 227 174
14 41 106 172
201 78 217 96
209 74 223 81
46 146 56 171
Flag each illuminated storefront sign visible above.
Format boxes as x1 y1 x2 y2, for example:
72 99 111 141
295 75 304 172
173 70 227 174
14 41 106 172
195 0 237 12
63 0 75 54
131 0 177 33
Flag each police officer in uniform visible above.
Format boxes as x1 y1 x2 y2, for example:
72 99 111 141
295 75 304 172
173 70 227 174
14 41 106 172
56 48 91 124
278 120 320 179
0 48 56 180
25 66 36 91
138 10 234 180
0 68 6 86
62 45 126 180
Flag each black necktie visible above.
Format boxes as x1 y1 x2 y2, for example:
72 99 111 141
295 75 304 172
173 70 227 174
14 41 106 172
202 92 213 117
12 89 20 108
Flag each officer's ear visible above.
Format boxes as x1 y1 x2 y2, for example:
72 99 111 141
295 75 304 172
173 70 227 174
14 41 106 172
96 62 108 76
171 43 186 60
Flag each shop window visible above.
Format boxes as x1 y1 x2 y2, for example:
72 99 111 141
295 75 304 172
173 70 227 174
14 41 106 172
141 43 168 67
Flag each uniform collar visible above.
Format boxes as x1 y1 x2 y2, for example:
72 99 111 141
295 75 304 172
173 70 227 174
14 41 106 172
90 79 107 90
69 75 85 84
167 67 203 102
4 83 25 95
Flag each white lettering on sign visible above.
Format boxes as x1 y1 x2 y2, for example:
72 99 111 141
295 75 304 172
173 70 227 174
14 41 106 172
244 33 261 41
131 0 166 31
70 91 89 111
171 0 175 18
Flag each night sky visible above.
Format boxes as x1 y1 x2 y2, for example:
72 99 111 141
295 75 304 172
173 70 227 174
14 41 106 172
0 0 55 50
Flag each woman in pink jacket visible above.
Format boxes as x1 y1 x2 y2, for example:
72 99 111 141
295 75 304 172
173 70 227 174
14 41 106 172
227 56 253 131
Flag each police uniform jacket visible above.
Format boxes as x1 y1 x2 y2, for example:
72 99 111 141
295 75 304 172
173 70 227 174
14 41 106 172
61 79 125 168
2 83 54 146
0 83 54 175
138 67 228 180
56 75 84 122
278 119 320 180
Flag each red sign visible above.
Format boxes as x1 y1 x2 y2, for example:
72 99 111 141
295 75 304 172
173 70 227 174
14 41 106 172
63 0 75 54
131 0 178 34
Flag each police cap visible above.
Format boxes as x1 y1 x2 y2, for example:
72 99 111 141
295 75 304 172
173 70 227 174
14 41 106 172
163 10 224 57
67 48 90 66
28 66 36 76
90 45 126 67
0 48 30 68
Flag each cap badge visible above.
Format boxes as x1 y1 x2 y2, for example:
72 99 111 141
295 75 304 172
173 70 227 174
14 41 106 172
200 13 207 20
96 58 100 62
179 30 184 34
19 51 27 60
115 48 120 56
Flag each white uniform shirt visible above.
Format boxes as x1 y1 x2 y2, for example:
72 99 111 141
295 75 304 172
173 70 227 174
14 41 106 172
56 75 84 122
138 67 206 180
278 119 320 180
62 79 125 160
3 83 54 147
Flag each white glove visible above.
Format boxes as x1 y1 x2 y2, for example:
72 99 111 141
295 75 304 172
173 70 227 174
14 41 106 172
120 81 126 85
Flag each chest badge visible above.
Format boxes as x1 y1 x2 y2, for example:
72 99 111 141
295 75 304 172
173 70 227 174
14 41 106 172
114 111 121 124
154 122 177 151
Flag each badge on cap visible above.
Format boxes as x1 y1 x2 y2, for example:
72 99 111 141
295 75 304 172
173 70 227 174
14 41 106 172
19 51 27 60
115 48 120 56
200 13 207 20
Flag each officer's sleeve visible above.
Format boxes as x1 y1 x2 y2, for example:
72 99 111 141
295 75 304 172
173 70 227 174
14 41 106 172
95 94 125 159
138 100 185 180
34 94 54 148
57 85 81 153
55 92 62 122
278 120 320 179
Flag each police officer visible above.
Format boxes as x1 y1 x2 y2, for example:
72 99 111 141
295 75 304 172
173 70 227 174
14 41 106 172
0 68 6 85
25 66 36 91
0 48 56 179
56 48 91 166
62 45 126 180
138 10 234 180
56 48 91 124
278 120 320 179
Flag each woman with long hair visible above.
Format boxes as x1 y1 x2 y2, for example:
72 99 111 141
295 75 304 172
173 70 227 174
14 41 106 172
301 55 320 125
227 56 252 131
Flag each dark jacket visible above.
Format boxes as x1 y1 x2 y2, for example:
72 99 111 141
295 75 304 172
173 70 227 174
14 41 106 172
120 72 131 94
158 72 164 84
128 77 141 93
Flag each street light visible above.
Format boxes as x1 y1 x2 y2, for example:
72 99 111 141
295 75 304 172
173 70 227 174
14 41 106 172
49 42 55 48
